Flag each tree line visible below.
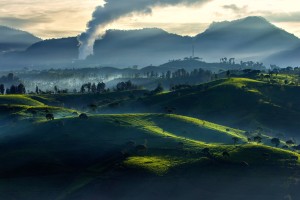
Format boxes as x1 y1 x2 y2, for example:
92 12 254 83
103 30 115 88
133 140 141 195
0 83 26 95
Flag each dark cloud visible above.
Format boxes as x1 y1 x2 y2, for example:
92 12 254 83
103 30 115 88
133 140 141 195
78 0 212 59
222 4 248 14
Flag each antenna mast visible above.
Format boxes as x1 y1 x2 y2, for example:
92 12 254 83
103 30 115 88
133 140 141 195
192 44 195 58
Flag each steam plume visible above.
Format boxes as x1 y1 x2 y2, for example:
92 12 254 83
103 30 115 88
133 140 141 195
78 0 210 60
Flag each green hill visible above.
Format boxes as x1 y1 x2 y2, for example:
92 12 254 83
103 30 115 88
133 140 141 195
0 113 298 176
109 78 300 139
0 95 77 123
0 113 299 199
29 89 147 109
0 95 44 106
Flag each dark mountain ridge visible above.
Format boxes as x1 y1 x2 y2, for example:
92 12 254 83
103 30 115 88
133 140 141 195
0 26 41 53
1 16 300 69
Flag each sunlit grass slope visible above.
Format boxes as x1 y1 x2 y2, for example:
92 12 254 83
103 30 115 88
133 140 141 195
0 95 44 106
0 105 77 123
0 113 299 200
0 114 298 176
115 78 300 138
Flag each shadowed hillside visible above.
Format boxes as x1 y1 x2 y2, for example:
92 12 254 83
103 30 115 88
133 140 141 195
0 112 299 200
102 78 300 139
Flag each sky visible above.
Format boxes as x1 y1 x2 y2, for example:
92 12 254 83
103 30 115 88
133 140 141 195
0 0 300 39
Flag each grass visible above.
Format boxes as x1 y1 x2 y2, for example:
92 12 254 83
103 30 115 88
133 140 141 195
0 104 78 123
213 78 264 88
168 114 246 139
1 113 298 167
123 156 183 175
0 95 44 106
0 112 299 200
2 77 300 199
111 77 300 139
29 89 147 109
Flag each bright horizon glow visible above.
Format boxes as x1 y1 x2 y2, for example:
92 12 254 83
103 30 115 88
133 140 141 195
0 0 300 39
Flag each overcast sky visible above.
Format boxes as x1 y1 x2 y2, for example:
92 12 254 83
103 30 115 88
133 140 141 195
1 0 300 39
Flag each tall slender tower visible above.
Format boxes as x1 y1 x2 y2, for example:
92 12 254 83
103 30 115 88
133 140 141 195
192 44 195 58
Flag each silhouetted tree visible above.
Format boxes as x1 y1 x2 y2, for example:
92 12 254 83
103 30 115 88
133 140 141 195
97 82 106 93
271 138 280 147
54 86 58 93
17 83 26 94
91 83 97 93
86 83 91 93
286 140 295 146
226 70 231 78
152 83 164 94
253 136 262 144
10 85 16 94
45 113 54 120
116 81 137 91
79 113 89 119
80 85 85 93
0 84 4 95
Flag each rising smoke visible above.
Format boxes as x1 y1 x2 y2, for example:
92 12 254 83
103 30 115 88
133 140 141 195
78 0 211 60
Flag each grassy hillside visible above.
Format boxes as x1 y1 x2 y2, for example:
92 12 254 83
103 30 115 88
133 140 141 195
0 111 299 199
0 95 77 124
0 95 44 106
29 89 147 110
0 113 298 175
0 113 299 199
108 78 300 139
1 84 300 199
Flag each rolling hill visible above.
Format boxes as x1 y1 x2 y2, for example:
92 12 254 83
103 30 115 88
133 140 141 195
0 92 300 199
0 111 299 199
98 77 300 139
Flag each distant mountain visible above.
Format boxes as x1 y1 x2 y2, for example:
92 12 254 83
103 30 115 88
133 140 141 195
194 16 300 62
264 45 300 67
0 26 41 53
1 37 78 68
89 28 192 67
1 16 300 69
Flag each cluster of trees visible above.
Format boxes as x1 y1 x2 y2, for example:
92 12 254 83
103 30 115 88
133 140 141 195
220 57 235 65
79 81 138 94
0 83 26 95
80 82 107 93
144 83 164 96
164 68 211 80
240 61 264 69
270 65 300 73
219 58 264 69
141 68 212 80
115 81 137 91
